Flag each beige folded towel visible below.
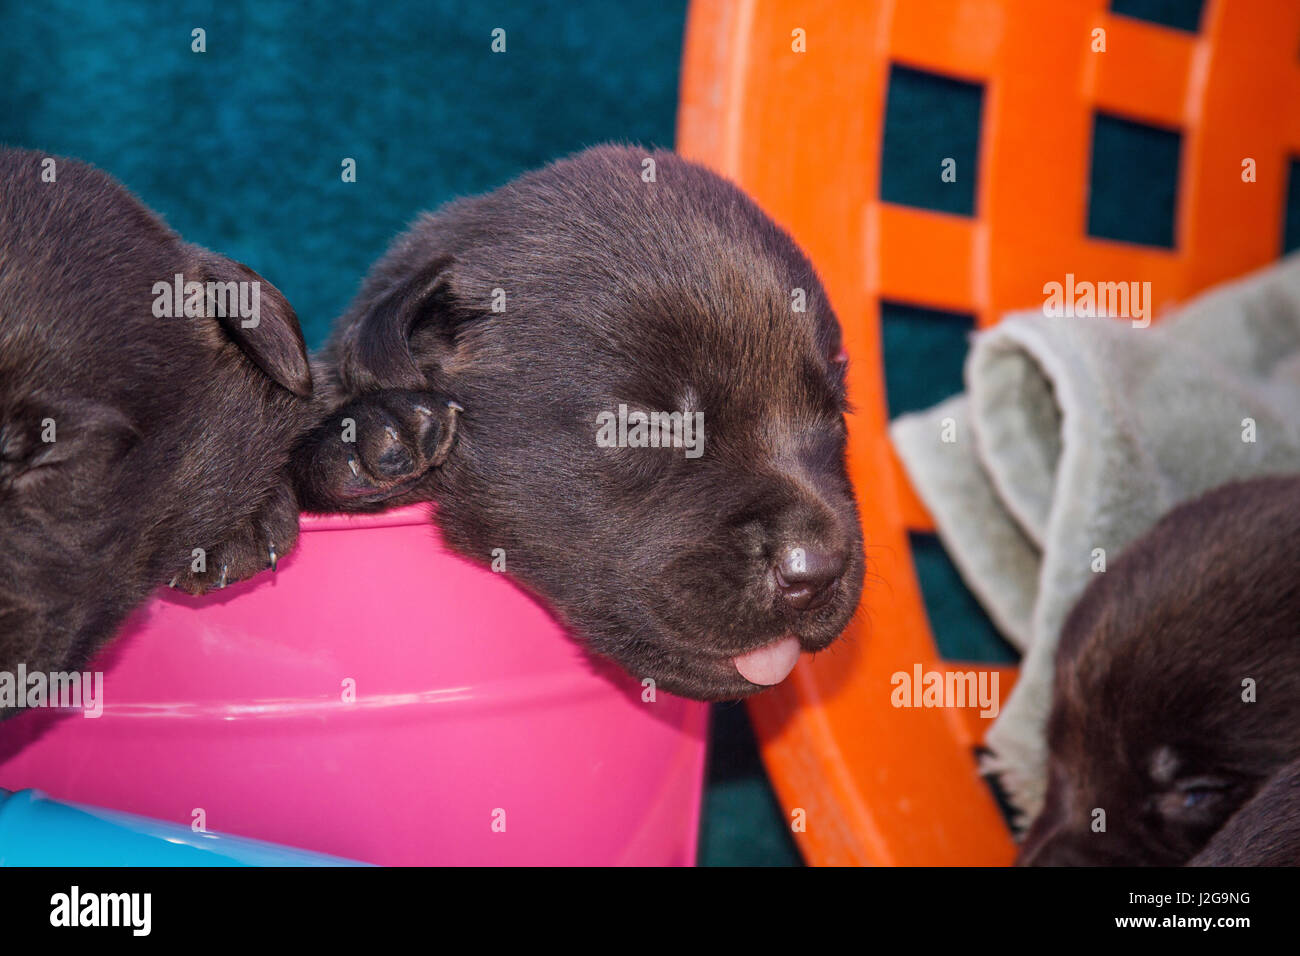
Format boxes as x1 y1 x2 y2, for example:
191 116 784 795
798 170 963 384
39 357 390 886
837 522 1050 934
890 256 1300 823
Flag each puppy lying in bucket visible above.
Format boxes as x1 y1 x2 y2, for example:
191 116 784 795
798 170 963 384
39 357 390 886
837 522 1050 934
1019 475 1300 865
295 145 866 700
0 149 315 702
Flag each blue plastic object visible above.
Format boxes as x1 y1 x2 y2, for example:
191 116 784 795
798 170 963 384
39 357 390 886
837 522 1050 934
0 789 367 866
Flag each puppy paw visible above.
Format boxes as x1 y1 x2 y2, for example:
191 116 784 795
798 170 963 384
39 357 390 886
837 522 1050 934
170 478 301 595
294 389 461 510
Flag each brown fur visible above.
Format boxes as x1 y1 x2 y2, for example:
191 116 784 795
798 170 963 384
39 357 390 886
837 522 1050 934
1188 755 1300 866
1020 475 1300 865
293 145 866 700
0 149 315 704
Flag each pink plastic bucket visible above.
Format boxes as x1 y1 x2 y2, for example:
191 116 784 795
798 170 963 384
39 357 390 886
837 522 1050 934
0 506 708 865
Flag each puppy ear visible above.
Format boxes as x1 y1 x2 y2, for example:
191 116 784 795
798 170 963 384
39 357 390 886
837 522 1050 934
195 251 313 398
348 255 455 392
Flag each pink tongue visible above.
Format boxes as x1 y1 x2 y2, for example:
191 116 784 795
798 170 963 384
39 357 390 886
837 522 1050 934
733 636 803 686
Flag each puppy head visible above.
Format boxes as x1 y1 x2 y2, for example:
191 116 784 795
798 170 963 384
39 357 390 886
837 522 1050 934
0 148 314 675
335 146 866 699
1019 477 1300 865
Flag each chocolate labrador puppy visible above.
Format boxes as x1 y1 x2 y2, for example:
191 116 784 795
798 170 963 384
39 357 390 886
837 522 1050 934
294 145 865 700
0 149 313 700
1019 475 1300 865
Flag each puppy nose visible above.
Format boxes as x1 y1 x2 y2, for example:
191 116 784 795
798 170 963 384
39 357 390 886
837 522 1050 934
774 545 844 611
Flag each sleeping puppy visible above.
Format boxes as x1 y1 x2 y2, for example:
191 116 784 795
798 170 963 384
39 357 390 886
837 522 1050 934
0 149 313 700
294 145 865 700
1019 475 1300 865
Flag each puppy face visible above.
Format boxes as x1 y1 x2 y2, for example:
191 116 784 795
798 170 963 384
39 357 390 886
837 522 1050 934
1019 476 1300 865
0 149 313 687
313 146 866 700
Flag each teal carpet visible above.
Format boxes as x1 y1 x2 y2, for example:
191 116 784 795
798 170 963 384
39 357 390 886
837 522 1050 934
0 0 686 347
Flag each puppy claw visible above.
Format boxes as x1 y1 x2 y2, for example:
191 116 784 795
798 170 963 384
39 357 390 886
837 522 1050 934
446 400 464 414
167 575 178 589
167 479 300 595
348 455 360 478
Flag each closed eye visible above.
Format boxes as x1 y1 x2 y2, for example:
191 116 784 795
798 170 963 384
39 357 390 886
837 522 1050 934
593 404 700 486
1181 787 1218 809
1154 776 1240 826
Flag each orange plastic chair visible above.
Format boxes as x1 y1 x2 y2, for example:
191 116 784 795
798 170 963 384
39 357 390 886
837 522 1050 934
678 0 1300 865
